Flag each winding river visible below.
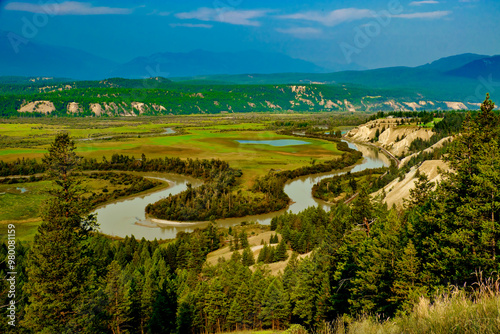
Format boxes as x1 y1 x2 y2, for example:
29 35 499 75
95 141 391 240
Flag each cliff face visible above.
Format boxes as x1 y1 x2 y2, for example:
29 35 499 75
346 118 454 208
11 82 477 117
345 118 434 157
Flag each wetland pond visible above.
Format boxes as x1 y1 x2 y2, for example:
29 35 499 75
95 141 391 240
236 139 309 146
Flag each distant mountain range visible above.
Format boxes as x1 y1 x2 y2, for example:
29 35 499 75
1 30 499 105
0 31 336 79
109 49 333 78
179 53 500 101
0 31 118 79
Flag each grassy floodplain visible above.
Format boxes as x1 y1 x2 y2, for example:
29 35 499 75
0 113 358 240
0 173 169 242
0 115 346 186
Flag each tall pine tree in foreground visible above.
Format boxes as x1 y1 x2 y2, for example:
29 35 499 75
412 94 500 287
23 134 97 333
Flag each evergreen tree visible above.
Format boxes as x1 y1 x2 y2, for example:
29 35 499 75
405 171 434 209
257 244 268 263
349 210 401 316
390 240 427 313
233 234 240 251
274 239 288 262
351 185 374 236
413 94 500 286
242 246 255 266
23 134 97 333
249 267 271 330
235 281 253 329
204 278 229 333
261 278 290 330
104 261 132 334
291 249 331 326
148 277 178 334
227 299 244 331
239 231 249 249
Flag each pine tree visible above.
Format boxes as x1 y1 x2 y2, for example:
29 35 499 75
249 267 270 330
267 247 276 263
235 281 253 329
405 171 434 209
257 244 268 263
233 234 240 251
291 249 332 326
242 246 255 266
104 261 132 334
283 252 299 291
390 240 427 313
274 239 288 262
204 278 229 333
349 210 402 316
351 185 374 236
227 299 244 331
148 277 178 334
239 231 249 249
413 94 500 285
23 134 97 332
261 278 290 330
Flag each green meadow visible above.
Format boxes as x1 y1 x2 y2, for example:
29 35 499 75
0 117 344 186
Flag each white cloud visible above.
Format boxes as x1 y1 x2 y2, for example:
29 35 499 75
4 1 132 15
170 23 213 29
276 27 322 38
176 7 268 26
393 10 451 19
409 1 439 5
279 8 373 27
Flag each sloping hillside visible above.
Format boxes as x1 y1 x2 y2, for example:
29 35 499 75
400 136 453 166
1 79 479 117
375 160 450 207
346 118 434 157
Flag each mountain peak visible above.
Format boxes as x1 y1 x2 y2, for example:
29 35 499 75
419 53 489 72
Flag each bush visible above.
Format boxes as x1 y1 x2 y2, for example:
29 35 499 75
284 324 308 334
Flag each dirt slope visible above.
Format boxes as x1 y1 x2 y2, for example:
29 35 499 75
346 118 434 157
375 160 450 207
400 136 453 166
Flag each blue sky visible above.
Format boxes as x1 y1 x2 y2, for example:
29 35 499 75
1 0 499 69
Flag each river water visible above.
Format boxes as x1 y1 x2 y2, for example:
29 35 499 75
94 141 390 240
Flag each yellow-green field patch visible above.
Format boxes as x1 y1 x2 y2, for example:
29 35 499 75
0 181 52 221
0 118 344 188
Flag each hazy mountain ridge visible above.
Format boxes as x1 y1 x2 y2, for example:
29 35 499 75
419 53 489 72
446 55 500 79
2 30 497 93
0 32 335 79
109 49 332 78
0 31 117 80
172 53 498 102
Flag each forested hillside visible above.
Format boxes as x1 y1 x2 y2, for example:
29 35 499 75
0 77 478 117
